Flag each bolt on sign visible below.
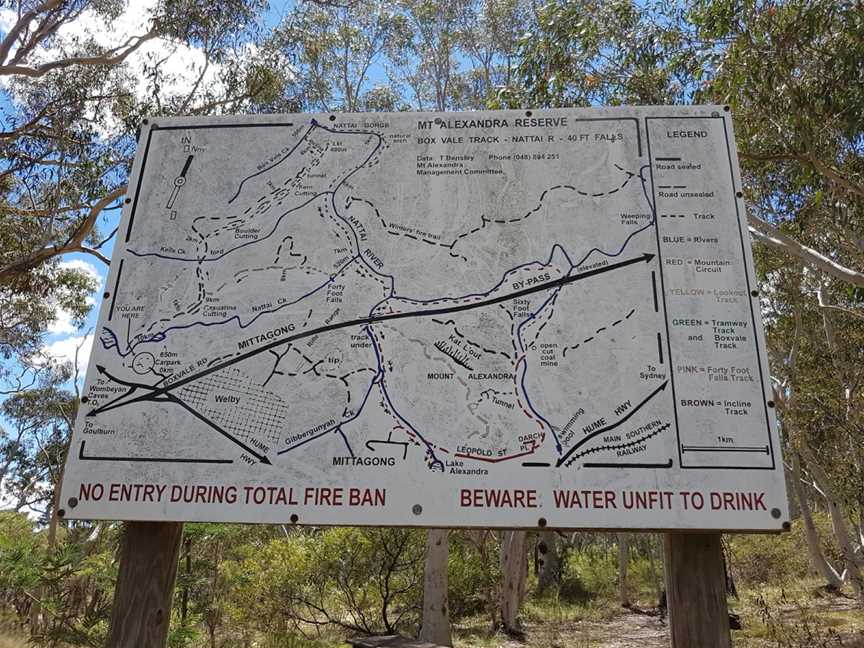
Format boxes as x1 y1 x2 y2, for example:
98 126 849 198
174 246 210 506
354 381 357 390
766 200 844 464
60 106 788 531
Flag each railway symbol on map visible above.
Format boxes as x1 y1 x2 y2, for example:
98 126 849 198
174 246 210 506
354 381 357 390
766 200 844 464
60 107 788 530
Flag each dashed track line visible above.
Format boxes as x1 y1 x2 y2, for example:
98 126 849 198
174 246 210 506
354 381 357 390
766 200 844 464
525 291 560 350
449 172 636 253
350 194 465 259
262 346 293 387
562 308 636 357
274 234 303 263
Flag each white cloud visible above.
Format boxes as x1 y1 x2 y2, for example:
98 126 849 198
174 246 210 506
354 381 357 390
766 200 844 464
45 259 103 334
1 1 234 123
54 0 222 105
58 259 103 286
47 308 77 335
41 334 94 376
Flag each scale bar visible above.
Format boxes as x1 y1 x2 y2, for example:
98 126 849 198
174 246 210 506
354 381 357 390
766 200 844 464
584 459 674 469
681 445 769 454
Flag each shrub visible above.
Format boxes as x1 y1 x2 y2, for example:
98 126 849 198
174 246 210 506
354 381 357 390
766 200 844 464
559 545 618 602
728 512 838 586
221 527 424 637
448 530 501 620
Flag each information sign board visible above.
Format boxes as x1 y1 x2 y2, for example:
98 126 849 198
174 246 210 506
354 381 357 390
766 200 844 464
59 106 788 530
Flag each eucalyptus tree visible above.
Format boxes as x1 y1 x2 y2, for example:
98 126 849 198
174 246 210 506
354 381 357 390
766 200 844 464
514 0 864 289
268 0 410 112
0 8 285 635
762 255 864 601
686 0 864 601
513 0 864 601
0 364 74 513
0 0 279 381
389 0 469 111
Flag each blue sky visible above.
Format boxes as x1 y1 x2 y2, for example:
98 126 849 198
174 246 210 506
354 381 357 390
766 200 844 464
0 1 307 509
0 1 307 387
1 0 421 389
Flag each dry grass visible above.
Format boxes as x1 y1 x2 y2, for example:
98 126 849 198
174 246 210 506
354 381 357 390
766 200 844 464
0 634 28 648
730 579 864 647
453 580 864 648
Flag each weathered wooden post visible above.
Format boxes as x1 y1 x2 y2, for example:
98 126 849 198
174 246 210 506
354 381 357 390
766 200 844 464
664 532 731 648
106 522 184 648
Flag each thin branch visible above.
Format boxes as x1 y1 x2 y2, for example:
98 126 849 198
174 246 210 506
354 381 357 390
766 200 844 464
73 245 111 266
740 150 864 201
0 185 125 281
0 365 41 395
0 32 160 79
747 214 864 287
0 0 64 66
0 101 57 140
816 291 864 320
818 284 839 357
93 226 119 251
178 44 212 114
72 330 89 400
7 1 86 68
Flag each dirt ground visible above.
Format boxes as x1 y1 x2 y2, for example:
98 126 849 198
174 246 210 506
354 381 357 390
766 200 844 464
2 592 862 647
456 610 667 648
454 594 864 647
522 610 669 647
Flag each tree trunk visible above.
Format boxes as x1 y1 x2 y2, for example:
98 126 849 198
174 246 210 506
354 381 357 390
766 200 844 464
30 455 67 637
181 535 192 624
722 539 737 598
799 440 864 604
790 452 844 589
536 531 559 594
618 532 631 607
420 529 451 646
499 530 527 635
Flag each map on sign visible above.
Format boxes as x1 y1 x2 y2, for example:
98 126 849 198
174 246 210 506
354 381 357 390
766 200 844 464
60 107 788 530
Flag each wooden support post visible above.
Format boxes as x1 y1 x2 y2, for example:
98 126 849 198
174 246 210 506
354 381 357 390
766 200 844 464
106 521 184 648
663 532 731 648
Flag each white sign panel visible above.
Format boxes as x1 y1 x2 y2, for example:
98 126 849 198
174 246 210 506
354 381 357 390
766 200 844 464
60 107 788 530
